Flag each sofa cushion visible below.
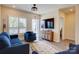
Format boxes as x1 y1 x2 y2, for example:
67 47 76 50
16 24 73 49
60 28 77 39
68 49 77 54
0 32 11 39
0 35 11 49
10 38 22 47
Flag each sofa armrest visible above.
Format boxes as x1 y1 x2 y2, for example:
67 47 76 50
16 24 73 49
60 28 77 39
0 44 29 54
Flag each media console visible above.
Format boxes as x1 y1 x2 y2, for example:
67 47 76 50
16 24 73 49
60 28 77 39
40 18 54 42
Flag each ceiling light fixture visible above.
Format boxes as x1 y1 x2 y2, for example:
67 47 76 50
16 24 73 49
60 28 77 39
31 4 38 11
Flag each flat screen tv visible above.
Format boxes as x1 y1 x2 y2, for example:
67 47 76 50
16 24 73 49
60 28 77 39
41 18 54 29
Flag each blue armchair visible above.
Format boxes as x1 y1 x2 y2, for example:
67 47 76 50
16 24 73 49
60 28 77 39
24 31 36 42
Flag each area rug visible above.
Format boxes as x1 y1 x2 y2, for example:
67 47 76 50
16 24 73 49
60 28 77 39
30 40 68 54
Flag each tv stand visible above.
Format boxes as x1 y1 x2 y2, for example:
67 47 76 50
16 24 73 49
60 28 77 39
41 30 54 42
40 18 54 42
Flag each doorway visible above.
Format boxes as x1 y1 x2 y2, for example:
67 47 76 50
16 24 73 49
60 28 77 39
32 19 40 41
60 17 64 40
59 6 75 42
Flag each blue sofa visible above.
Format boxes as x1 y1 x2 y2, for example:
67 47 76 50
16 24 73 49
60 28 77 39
0 32 22 47
57 43 79 54
0 32 29 54
24 31 36 42
0 35 11 49
0 43 29 54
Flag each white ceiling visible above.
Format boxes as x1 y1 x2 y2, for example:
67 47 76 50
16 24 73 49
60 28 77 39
3 4 75 15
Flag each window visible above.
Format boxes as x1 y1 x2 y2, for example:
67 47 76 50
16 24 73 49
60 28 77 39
9 16 18 35
19 18 26 33
8 16 27 35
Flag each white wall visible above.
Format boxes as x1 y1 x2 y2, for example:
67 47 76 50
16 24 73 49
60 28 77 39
75 5 79 44
41 9 60 42
64 12 75 40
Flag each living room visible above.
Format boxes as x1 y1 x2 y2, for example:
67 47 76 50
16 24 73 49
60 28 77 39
0 4 79 54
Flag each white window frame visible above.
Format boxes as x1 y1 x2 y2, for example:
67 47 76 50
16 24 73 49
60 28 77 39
18 17 27 33
8 16 27 35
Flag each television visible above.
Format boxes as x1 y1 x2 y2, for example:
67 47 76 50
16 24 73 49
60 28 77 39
41 18 54 29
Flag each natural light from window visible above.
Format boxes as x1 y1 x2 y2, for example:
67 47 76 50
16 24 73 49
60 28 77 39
8 16 27 35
